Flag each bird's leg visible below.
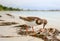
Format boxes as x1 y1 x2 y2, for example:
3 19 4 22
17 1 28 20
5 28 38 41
32 26 34 32
26 27 28 35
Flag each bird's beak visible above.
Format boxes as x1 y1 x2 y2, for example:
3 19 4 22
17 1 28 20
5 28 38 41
43 24 45 28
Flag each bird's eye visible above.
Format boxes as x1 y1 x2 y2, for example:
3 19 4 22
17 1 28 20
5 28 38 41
38 20 41 23
36 19 42 25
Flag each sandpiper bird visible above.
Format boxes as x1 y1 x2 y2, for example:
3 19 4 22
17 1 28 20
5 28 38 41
19 16 47 32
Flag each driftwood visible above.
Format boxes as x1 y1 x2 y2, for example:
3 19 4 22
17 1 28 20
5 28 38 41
6 14 14 18
0 36 19 38
17 28 60 41
14 24 31 30
17 30 35 35
0 27 59 41
0 20 4 21
30 33 60 41
0 22 18 26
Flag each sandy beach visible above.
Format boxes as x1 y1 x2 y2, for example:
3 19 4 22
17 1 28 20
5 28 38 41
0 11 60 41
0 12 44 41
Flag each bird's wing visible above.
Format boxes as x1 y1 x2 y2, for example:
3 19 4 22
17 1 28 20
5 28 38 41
20 16 40 22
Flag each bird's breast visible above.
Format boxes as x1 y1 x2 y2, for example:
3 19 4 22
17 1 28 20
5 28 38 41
25 21 38 26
